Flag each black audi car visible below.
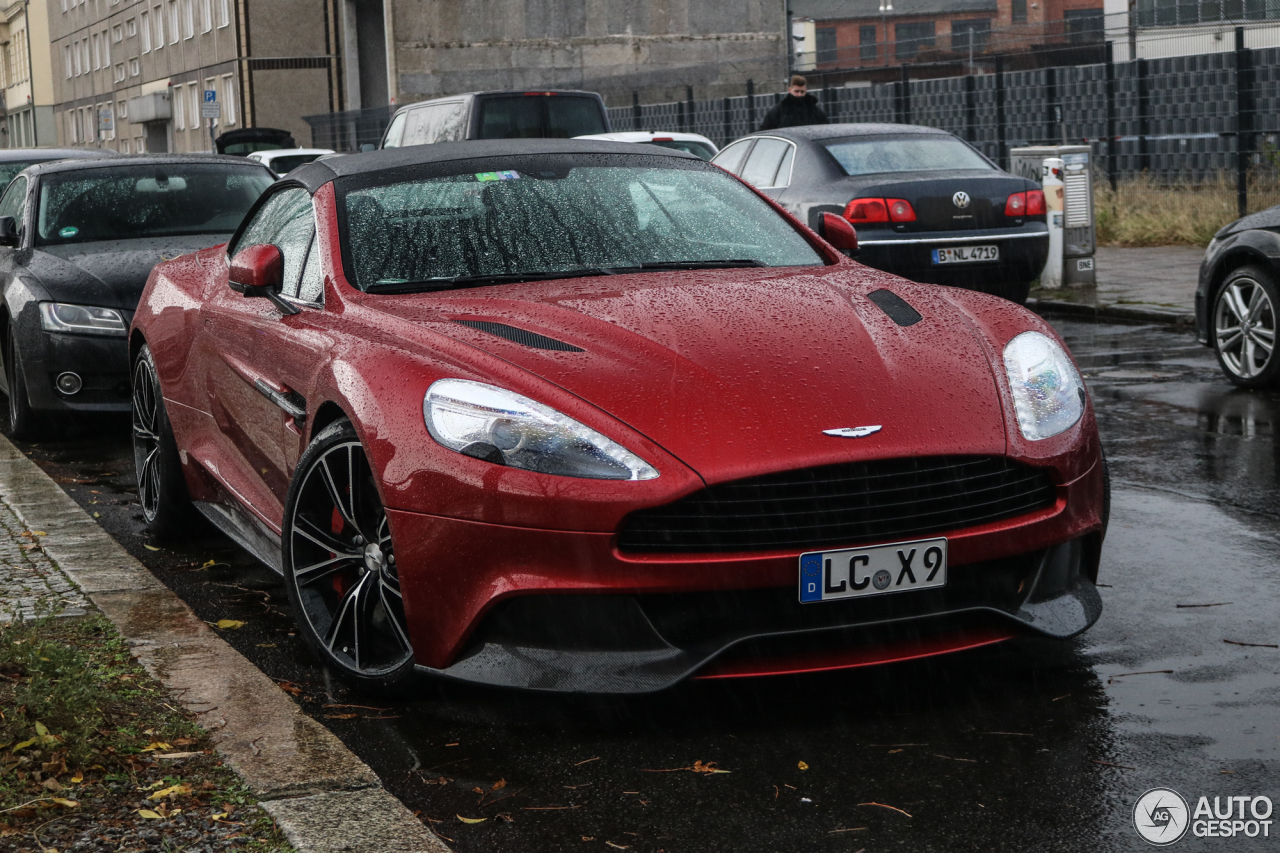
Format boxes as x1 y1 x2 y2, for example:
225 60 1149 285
1196 207 1280 388
0 155 275 437
712 124 1049 303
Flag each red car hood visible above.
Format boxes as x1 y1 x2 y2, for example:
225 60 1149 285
371 267 1010 485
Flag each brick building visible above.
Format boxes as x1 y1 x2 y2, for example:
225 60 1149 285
792 0 1105 69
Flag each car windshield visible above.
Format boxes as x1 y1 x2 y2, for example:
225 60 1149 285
36 164 274 246
338 156 824 291
645 140 717 160
477 96 606 139
0 161 39 189
823 136 995 176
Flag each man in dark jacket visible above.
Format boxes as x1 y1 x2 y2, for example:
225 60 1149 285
759 76 829 131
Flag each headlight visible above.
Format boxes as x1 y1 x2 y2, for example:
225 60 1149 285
38 302 128 336
424 379 659 480
1002 331 1085 440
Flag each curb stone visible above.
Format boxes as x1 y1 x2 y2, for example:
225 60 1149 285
1028 296 1196 327
0 434 450 853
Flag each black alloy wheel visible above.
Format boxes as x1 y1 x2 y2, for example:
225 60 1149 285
1212 266 1280 388
5 324 44 440
131 344 196 538
283 419 416 693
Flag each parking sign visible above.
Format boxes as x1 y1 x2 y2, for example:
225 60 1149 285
201 90 221 119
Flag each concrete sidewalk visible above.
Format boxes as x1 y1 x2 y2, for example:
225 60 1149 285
1028 245 1201 326
0 434 449 853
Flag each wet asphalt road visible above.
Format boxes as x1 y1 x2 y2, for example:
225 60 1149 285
12 316 1280 852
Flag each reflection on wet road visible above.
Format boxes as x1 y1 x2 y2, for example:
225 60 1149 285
14 317 1280 852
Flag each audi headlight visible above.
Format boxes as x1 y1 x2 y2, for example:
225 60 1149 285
39 302 128 336
424 379 659 480
1002 331 1085 440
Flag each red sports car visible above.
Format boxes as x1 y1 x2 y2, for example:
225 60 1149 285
130 140 1107 694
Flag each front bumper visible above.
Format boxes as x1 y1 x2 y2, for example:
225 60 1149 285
857 228 1049 287
14 318 131 414
388 456 1105 693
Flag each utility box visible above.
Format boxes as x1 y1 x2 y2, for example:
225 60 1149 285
1009 145 1096 287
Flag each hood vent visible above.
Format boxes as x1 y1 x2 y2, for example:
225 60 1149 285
454 320 584 352
866 289 922 327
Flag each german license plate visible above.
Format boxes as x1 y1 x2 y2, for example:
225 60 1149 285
932 245 999 264
799 537 947 603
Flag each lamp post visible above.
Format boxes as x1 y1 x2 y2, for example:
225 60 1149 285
880 0 893 66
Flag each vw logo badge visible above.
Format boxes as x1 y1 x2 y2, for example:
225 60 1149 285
952 191 971 209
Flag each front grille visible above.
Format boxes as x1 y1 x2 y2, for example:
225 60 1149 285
618 456 1056 553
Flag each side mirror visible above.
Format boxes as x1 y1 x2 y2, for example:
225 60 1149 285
818 212 858 256
360 143 377 153
229 243 299 315
0 216 19 248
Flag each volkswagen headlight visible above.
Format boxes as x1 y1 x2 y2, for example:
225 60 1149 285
1002 331 1085 440
39 302 128 336
424 379 659 480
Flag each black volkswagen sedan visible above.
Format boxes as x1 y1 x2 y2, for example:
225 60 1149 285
1196 207 1280 387
712 124 1049 303
0 155 275 437
0 147 119 191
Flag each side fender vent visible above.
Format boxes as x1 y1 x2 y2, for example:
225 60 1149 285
866 289 923 327
454 320 584 352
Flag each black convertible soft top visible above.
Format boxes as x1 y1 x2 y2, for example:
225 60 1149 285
287 139 702 192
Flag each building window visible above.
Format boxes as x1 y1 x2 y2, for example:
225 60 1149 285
126 18 137 37
81 39 90 74
174 84 185 129
68 110 78 143
951 19 991 54
201 0 211 32
118 98 127 119
1065 8 1105 42
189 85 199 129
815 27 837 64
860 25 877 62
1012 0 1027 24
112 23 123 42
92 33 100 69
218 0 229 27
73 41 81 75
121 138 130 154
168 0 179 43
64 45 73 78
221 73 235 125
61 0 67 12
895 21 935 59
129 57 140 76
154 5 164 47
114 63 125 82
102 30 111 66
105 104 115 140
141 11 150 50
183 0 194 38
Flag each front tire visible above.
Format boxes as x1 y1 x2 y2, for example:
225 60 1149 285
282 419 416 694
1212 266 1279 388
132 344 197 538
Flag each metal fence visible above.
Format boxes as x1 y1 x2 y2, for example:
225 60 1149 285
302 106 393 153
609 26 1280 217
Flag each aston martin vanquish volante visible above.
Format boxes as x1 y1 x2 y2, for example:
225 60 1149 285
130 139 1106 694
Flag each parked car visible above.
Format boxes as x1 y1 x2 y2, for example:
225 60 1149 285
247 148 336 177
712 124 1049 304
0 147 119 190
575 131 718 160
377 90 609 149
215 127 297 155
129 139 1106 694
1196 210 1280 387
0 155 275 437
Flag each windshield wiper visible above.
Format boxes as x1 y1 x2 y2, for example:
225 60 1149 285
364 260 765 293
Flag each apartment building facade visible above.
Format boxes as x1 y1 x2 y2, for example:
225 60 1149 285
0 0 56 148
51 0 344 152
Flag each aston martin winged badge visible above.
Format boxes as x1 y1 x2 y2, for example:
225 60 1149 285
822 425 883 438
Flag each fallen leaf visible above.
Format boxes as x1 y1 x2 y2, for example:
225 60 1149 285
492 778 507 791
276 681 303 696
215 619 245 630
797 761 809 771
11 737 39 753
143 544 161 551
457 815 488 824
50 798 78 808
69 772 83 784
325 713 358 720
93 512 100 518
136 809 163 819
202 560 218 568
148 783 191 800
141 742 173 752
30 531 47 536
41 777 63 792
